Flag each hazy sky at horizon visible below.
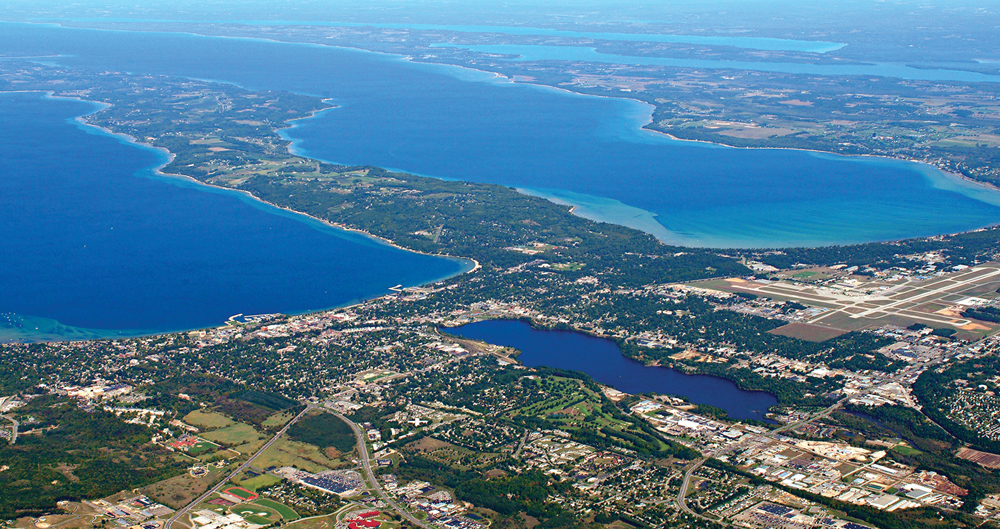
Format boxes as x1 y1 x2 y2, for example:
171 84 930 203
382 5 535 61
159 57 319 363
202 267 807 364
2 0 998 63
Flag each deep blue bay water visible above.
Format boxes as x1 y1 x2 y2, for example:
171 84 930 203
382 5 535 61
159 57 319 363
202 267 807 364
6 23 1000 247
0 92 469 341
446 320 777 421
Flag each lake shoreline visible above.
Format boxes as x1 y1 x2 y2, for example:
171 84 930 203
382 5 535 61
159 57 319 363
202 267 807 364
28 22 1000 247
67 90 481 275
444 318 779 421
0 90 477 344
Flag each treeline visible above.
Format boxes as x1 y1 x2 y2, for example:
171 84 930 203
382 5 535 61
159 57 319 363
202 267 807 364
231 390 298 411
830 402 1000 511
749 226 1000 271
913 355 1000 454
394 456 575 527
455 470 569 519
238 169 750 283
0 395 184 519
512 367 697 459
143 374 294 429
286 413 356 454
843 404 952 447
961 306 1000 323
566 293 894 405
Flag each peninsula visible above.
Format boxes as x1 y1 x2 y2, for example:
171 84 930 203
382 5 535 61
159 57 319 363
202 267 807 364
5 57 1000 529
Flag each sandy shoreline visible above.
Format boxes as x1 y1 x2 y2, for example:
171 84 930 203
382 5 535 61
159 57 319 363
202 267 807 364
38 21 1000 215
35 19 1000 198
400 46 1000 199
70 92 478 275
652 129 1000 191
1 89 479 343
16 53 1000 254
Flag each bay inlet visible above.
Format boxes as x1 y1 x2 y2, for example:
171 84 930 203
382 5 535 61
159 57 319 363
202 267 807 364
0 91 471 342
8 22 1000 247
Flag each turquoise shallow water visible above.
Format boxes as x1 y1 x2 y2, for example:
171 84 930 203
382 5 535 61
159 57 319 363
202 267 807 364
432 43 1000 83
34 18 847 53
6 22 1000 249
0 92 471 342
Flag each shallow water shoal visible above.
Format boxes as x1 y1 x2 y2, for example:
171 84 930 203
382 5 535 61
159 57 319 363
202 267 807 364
8 23 1000 248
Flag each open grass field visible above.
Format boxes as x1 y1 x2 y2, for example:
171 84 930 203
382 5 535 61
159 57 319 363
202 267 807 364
892 444 922 456
232 506 273 517
262 411 296 428
202 423 265 446
512 376 631 431
225 486 259 500
254 498 300 520
188 440 220 455
243 514 275 526
13 512 98 529
142 467 222 509
551 262 585 272
231 504 279 524
406 436 453 453
229 439 269 456
768 322 847 342
239 473 282 491
184 410 236 430
285 513 338 529
252 438 340 473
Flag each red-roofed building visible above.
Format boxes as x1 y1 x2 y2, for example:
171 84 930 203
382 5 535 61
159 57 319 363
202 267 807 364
345 513 380 529
169 437 199 450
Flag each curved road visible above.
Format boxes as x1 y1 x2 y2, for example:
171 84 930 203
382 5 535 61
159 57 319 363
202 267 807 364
328 410 434 529
1 414 18 444
164 405 314 529
674 395 850 523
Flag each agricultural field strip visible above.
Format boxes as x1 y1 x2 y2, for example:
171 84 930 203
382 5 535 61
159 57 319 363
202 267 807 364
164 405 313 529
730 265 1000 326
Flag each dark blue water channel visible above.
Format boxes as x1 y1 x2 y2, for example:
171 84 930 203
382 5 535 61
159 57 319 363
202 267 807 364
445 319 777 421
0 92 469 341
6 22 1000 248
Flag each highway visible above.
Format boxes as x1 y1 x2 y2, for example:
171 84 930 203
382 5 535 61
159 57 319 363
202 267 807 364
674 395 849 523
513 429 531 459
1 413 18 444
163 398 438 529
671 355 933 520
327 409 434 529
164 404 314 529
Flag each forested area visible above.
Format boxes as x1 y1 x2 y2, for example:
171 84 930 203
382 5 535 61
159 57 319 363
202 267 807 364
913 354 1000 454
0 396 184 519
287 413 356 454
750 226 1000 271
238 168 750 285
